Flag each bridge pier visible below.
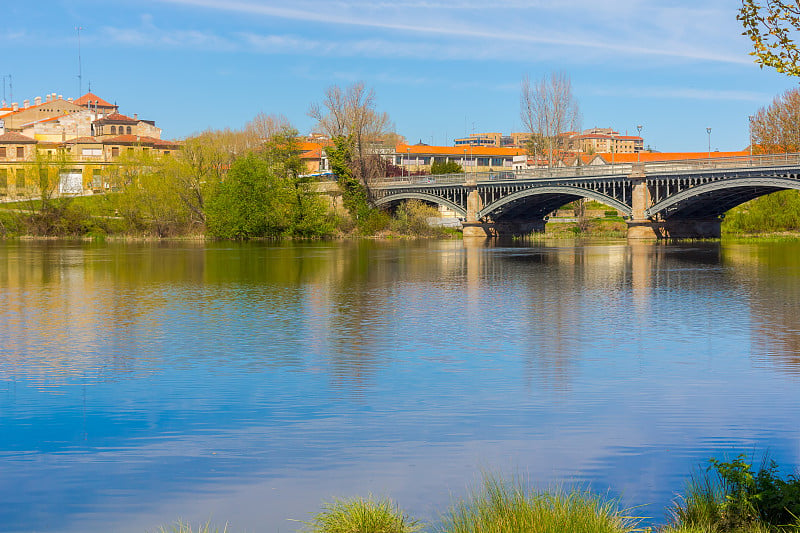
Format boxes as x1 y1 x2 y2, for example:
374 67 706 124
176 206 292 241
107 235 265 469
627 219 721 239
626 163 721 239
462 220 546 238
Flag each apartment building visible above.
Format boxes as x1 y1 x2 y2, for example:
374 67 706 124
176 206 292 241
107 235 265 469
0 92 177 199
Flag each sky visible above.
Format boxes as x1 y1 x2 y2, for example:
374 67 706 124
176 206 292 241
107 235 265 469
2 0 799 152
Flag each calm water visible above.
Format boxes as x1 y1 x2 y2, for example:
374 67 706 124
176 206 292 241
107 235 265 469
1 239 799 532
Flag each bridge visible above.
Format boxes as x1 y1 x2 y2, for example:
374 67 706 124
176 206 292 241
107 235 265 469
369 153 800 238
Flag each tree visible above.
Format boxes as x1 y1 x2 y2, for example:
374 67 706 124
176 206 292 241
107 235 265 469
108 149 193 237
170 127 255 228
520 72 581 167
205 126 333 239
309 82 394 185
309 83 395 234
739 1 800 76
751 86 800 153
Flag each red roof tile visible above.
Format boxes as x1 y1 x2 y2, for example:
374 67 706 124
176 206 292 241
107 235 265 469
74 92 115 108
0 131 37 144
96 112 137 124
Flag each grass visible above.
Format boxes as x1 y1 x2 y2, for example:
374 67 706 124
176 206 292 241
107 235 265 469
438 474 642 533
302 495 422 533
157 519 228 533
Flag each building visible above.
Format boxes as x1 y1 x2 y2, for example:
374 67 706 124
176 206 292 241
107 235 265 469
575 128 644 154
454 132 533 149
0 92 177 200
395 143 526 173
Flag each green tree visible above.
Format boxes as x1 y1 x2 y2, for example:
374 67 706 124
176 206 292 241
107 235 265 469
739 0 800 76
109 149 193 237
430 160 463 174
206 127 333 239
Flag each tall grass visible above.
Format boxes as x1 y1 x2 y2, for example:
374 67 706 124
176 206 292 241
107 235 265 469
303 495 422 533
438 474 641 533
157 519 228 533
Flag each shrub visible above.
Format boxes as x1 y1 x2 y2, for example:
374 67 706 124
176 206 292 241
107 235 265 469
390 200 446 237
304 496 421 533
668 455 800 532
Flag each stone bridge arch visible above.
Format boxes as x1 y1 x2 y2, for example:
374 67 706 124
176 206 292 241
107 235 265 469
478 185 632 220
646 176 800 219
373 191 467 218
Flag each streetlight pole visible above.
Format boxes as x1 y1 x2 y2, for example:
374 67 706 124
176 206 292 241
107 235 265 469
636 124 643 163
706 127 712 159
406 147 410 176
748 116 754 162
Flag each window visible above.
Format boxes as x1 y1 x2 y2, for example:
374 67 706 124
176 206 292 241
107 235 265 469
16 147 24 158
491 158 504 166
0 169 7 188
82 148 102 156
111 146 120 157
92 169 102 189
0 147 5 157
111 126 117 135
16 168 25 189
477 157 490 166
126 126 132 135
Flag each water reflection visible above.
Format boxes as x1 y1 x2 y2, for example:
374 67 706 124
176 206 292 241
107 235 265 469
0 239 799 532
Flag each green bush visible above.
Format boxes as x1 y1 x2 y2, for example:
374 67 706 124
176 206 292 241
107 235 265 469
304 496 421 533
431 160 463 174
390 200 447 237
669 455 800 532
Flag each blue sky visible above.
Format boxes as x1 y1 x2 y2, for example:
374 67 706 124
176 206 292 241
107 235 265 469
3 0 798 151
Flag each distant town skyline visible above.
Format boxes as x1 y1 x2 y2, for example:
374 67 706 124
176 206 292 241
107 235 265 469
3 0 798 152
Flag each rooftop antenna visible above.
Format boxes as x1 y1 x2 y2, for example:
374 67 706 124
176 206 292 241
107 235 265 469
76 26 84 97
8 74 12 105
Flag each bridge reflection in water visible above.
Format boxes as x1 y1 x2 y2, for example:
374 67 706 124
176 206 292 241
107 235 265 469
371 153 800 239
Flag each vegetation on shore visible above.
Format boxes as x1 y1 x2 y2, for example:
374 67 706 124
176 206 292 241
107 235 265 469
154 457 800 533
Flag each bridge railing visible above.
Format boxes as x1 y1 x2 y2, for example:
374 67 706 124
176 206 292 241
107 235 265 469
371 166 635 187
643 153 800 174
369 153 800 187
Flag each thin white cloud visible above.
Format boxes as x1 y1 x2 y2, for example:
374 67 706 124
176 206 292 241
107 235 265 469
153 0 750 65
590 86 769 102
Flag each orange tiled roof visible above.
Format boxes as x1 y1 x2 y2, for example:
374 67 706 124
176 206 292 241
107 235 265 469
597 151 749 163
153 139 180 148
95 112 137 124
74 92 115 108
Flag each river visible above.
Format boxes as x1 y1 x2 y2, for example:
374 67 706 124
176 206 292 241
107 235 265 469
1 239 798 532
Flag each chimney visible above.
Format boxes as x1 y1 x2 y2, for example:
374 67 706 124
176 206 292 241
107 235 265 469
23 99 30 109
58 94 62 100
134 113 138 120
34 96 41 106
12 102 18 111
51 92 57 100
46 94 51 103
